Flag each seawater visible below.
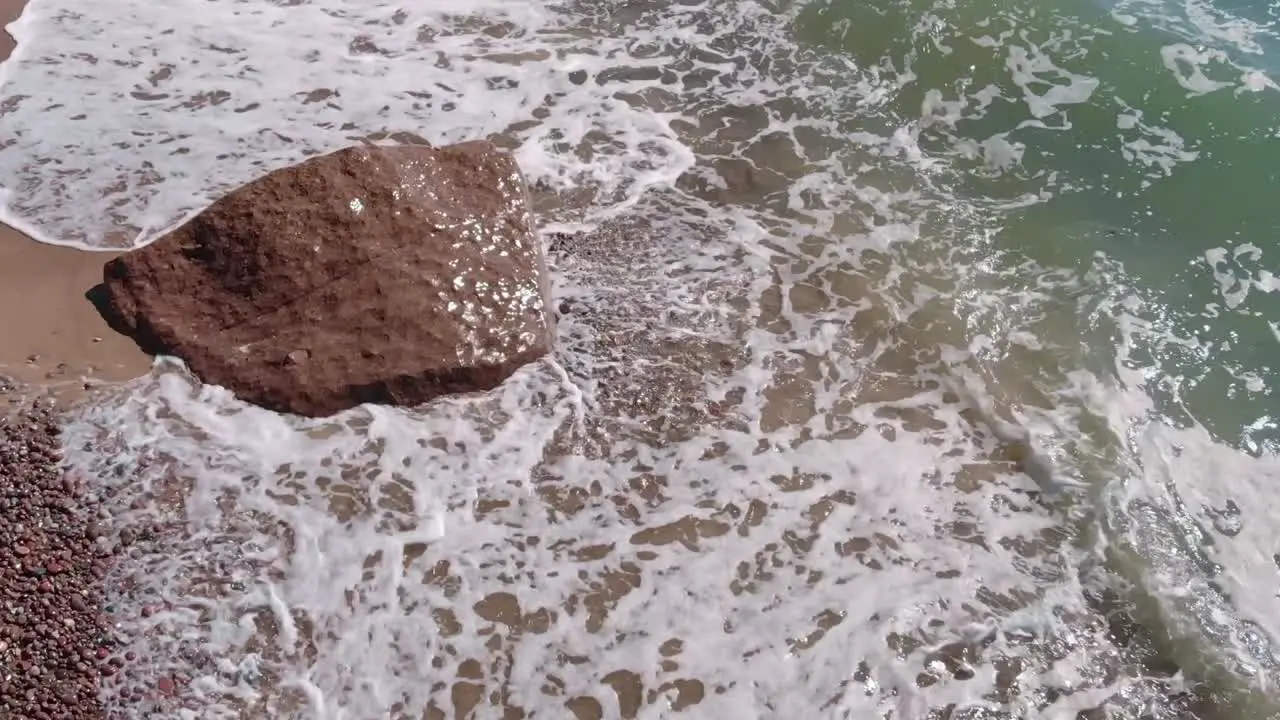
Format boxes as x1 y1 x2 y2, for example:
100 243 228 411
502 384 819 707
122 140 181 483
3 0 1280 717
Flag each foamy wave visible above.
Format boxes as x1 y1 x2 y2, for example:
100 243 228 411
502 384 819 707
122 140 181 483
6 0 1277 716
0 0 708 247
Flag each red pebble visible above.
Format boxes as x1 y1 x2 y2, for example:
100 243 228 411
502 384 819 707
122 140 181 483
157 677 175 693
96 648 109 659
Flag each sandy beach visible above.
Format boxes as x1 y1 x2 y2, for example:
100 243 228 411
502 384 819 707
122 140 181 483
0 0 149 404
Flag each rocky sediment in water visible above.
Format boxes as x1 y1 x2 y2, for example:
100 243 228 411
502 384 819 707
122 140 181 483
94 140 555 417
0 392 118 720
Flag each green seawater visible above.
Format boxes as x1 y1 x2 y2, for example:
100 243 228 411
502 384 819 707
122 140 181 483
791 0 1280 714
796 0 1280 448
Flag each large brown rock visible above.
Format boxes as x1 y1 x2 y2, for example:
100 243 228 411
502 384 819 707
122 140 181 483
95 140 554 417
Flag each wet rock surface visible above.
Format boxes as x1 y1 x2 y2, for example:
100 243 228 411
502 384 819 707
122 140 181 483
0 396 117 720
95 140 554 417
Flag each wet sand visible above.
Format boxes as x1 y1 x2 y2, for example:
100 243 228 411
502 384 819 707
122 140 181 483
0 227 150 398
0 0 16 59
0 0 150 404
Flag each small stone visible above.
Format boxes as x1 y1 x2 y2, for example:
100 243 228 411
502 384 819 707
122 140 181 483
568 69 588 85
0 398 115 718
157 676 175 693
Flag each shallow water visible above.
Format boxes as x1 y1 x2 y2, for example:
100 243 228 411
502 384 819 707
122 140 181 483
5 0 1280 717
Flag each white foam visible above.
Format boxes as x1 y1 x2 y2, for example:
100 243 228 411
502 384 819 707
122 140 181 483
1005 43 1100 119
1125 421 1280 674
1203 242 1280 310
1115 101 1200 187
66 347 1146 718
1075 251 1280 703
1115 0 1280 97
0 0 697 247
1161 43 1234 95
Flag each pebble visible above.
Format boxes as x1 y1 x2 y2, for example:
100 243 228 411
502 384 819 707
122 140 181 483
0 396 121 719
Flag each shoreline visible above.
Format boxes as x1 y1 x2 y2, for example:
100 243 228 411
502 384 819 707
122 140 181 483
0 0 150 407
1 1 153 717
